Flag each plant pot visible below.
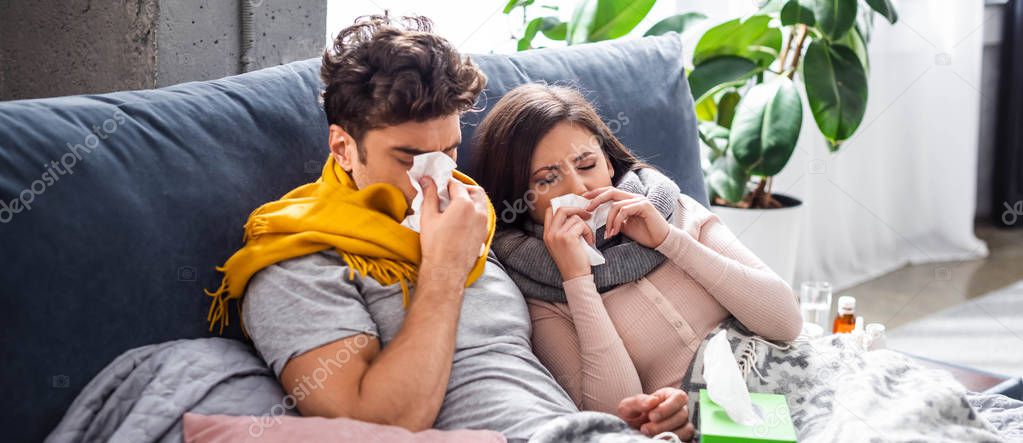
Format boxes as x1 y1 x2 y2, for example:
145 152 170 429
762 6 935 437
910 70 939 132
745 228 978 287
710 194 803 285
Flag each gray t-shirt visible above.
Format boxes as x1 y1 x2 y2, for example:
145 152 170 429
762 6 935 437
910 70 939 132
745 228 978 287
241 250 578 439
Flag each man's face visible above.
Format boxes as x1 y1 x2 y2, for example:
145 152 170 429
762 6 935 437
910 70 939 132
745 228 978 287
329 114 461 205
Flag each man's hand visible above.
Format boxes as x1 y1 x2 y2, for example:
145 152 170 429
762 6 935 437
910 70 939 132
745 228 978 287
418 177 489 285
278 177 491 431
616 388 695 440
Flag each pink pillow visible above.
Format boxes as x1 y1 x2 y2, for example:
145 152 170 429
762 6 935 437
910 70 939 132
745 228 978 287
182 412 506 443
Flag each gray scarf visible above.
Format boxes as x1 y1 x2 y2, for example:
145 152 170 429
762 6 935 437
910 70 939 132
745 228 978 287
491 168 680 303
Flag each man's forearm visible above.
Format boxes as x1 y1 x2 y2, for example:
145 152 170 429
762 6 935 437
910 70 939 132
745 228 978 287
354 260 467 430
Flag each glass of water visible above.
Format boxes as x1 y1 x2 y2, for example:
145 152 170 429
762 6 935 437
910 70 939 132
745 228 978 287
800 281 833 333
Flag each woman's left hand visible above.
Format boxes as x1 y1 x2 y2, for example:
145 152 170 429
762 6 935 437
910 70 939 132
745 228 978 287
617 388 695 440
583 187 671 249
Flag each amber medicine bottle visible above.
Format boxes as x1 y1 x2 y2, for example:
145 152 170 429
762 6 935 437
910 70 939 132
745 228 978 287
833 296 856 334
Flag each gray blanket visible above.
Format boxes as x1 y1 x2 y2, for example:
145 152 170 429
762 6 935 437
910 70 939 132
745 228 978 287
46 336 1023 442
682 318 1023 442
44 338 295 443
970 390 1023 442
44 338 658 443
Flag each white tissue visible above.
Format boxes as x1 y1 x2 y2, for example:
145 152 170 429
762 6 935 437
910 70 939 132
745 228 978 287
401 152 457 232
703 330 763 426
549 194 612 266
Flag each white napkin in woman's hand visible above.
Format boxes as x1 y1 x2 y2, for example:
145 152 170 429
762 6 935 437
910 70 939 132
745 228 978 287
550 194 611 266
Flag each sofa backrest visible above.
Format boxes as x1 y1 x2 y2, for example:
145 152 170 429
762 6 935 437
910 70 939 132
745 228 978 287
0 33 702 442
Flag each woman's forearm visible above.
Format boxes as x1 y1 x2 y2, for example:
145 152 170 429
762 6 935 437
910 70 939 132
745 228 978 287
561 274 645 413
655 220 803 341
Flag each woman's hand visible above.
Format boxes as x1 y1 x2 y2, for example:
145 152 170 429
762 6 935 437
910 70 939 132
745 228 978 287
583 187 671 249
617 388 695 440
543 206 595 281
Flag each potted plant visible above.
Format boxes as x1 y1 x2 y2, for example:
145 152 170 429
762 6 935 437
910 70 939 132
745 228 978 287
691 0 896 282
504 0 898 282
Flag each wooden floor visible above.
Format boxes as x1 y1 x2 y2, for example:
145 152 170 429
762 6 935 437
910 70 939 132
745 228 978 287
839 221 1023 378
839 221 1023 331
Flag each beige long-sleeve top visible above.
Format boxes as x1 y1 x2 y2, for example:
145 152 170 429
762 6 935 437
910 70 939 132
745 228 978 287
526 194 803 414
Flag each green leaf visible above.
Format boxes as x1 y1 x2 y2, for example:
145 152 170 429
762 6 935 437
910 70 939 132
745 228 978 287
698 121 729 154
519 19 541 51
716 90 741 128
707 154 749 203
698 125 718 151
693 16 782 68
803 40 868 148
808 0 858 40
644 12 707 37
688 56 759 103
836 24 869 72
855 2 875 44
584 0 656 42
729 78 803 176
519 16 564 51
864 0 897 24
780 0 815 26
702 121 731 140
543 21 568 40
503 0 535 14
566 0 597 44
695 94 717 122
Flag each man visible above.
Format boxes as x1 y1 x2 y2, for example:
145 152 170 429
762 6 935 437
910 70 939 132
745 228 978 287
212 14 694 441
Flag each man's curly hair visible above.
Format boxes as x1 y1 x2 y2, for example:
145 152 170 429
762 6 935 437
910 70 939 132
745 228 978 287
321 14 486 161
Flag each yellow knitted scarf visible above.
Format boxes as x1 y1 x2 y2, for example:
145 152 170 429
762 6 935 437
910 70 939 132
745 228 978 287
205 155 495 334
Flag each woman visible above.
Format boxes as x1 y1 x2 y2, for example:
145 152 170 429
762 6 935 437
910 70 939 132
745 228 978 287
472 83 804 420
471 85 1018 443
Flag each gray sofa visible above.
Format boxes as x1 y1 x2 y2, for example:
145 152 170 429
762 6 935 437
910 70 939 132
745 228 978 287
0 34 705 441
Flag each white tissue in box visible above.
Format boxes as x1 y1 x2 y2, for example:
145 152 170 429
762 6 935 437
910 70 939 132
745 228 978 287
401 152 457 233
703 330 763 426
549 194 611 266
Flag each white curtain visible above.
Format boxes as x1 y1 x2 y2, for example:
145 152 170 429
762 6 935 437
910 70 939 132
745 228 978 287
676 0 989 290
327 0 990 291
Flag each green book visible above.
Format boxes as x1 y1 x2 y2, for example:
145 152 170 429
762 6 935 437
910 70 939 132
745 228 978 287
697 389 797 443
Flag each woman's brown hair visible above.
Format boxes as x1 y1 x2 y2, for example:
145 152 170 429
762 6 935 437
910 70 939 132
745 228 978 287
471 83 647 228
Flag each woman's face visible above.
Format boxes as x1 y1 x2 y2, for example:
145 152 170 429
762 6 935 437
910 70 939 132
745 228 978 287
525 122 615 224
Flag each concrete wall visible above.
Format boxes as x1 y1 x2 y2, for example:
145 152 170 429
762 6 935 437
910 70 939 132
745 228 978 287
155 0 326 87
0 0 159 100
155 0 241 87
0 0 325 101
249 2 325 74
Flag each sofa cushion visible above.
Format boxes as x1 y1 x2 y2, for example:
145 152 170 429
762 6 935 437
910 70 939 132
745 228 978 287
0 60 331 442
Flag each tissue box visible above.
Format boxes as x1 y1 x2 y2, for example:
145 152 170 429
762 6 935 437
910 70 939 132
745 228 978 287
697 389 796 443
